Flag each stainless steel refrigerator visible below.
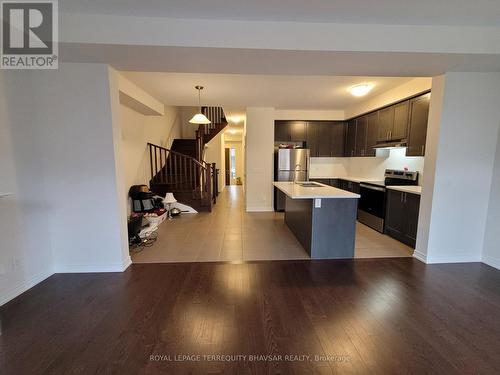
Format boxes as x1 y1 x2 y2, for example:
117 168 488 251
274 148 310 211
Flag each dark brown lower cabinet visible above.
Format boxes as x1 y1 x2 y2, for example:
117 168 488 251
330 179 340 188
384 190 420 248
309 179 341 188
310 178 331 185
338 179 360 194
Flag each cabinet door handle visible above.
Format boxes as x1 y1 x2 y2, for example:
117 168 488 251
421 145 425 155
400 192 404 203
404 193 407 203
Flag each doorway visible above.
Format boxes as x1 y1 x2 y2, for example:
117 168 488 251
224 148 231 185
225 147 239 185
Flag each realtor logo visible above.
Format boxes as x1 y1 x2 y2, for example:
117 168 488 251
1 0 58 69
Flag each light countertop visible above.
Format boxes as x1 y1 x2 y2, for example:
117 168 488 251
386 185 422 195
310 176 381 183
274 181 360 199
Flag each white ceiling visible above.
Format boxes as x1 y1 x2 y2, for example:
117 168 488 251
121 72 413 110
60 0 500 26
61 45 500 77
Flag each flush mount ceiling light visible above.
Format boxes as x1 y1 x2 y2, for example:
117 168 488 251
189 85 211 125
349 83 374 97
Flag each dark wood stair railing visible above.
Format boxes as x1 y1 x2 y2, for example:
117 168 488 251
148 142 217 209
194 106 228 162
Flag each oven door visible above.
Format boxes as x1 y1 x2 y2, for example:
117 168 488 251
359 183 386 219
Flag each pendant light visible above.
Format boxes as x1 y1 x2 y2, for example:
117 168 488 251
189 85 211 124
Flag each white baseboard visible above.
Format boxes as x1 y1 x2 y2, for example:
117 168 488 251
0 257 133 306
413 250 482 265
0 269 54 306
425 255 482 264
482 255 500 270
413 250 428 263
246 207 274 212
122 256 132 271
55 258 132 273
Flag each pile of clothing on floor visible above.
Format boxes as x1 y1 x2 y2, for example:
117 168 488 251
127 185 168 251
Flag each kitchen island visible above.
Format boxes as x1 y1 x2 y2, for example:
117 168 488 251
273 181 360 259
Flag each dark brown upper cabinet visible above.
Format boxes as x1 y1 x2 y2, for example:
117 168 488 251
365 111 379 156
274 121 307 143
306 121 331 157
377 106 394 142
274 120 290 141
306 122 319 156
355 116 368 156
275 121 344 157
376 100 409 142
275 92 429 160
316 122 333 157
289 121 307 141
392 101 409 140
330 122 346 157
307 121 344 157
406 93 430 157
345 120 357 157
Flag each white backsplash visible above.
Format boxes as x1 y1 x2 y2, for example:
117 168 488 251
310 148 425 184
309 157 349 178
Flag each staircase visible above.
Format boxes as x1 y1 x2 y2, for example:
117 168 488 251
148 106 228 212
193 106 228 161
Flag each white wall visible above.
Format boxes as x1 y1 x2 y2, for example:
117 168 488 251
0 64 132 305
344 78 432 118
416 73 500 264
0 71 54 306
245 107 275 211
414 76 445 264
204 132 226 193
310 149 425 182
119 101 181 212
108 68 132 271
179 107 199 139
118 74 165 115
61 13 500 56
482 121 500 269
36 64 131 273
242 118 247 192
274 109 344 121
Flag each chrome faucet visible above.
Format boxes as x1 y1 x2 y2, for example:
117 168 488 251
294 163 301 183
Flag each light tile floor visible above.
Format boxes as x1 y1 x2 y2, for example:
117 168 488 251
131 186 414 263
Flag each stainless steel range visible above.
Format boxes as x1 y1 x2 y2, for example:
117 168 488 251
357 169 419 233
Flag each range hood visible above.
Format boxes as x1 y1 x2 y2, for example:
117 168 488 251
373 140 407 149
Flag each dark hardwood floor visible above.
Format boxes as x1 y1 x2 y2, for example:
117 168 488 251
2 259 500 374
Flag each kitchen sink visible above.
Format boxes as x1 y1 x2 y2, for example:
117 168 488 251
296 182 324 187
